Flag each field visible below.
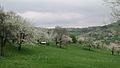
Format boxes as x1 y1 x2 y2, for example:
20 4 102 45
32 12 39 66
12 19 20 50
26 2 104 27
0 44 120 68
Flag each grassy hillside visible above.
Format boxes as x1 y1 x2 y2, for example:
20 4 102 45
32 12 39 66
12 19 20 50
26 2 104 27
0 44 120 68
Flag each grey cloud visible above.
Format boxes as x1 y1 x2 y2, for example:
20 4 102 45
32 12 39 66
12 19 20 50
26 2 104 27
1 0 112 28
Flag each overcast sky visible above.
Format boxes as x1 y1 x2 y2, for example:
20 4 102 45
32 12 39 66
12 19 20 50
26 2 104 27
1 0 112 28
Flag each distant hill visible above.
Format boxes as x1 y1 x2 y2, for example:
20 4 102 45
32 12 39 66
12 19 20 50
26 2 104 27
67 20 120 44
68 20 120 35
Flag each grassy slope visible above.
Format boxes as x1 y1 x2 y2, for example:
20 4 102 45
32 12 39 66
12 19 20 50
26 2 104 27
0 44 120 68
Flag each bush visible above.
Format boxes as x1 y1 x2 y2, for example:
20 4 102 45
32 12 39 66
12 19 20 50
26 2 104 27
70 35 77 43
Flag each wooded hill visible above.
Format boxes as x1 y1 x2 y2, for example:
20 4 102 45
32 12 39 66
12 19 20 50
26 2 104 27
67 20 120 45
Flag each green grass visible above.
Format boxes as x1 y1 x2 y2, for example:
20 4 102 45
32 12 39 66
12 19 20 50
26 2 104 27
0 44 120 68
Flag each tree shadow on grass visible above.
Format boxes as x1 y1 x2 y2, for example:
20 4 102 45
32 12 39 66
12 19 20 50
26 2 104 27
82 47 95 52
4 45 35 57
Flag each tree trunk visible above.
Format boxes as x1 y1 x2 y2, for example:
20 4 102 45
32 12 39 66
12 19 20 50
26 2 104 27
18 43 21 51
56 41 58 46
0 45 4 56
18 33 23 51
55 37 58 46
88 47 91 51
117 51 119 55
111 47 114 55
0 39 4 56
88 44 91 51
59 41 62 48
112 50 114 55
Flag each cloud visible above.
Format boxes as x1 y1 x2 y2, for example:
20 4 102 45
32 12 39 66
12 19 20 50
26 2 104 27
2 0 112 28
18 11 85 27
19 11 84 21
18 11 109 28
3 0 108 13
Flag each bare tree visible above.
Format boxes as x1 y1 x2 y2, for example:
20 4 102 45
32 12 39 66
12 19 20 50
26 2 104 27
104 0 120 21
